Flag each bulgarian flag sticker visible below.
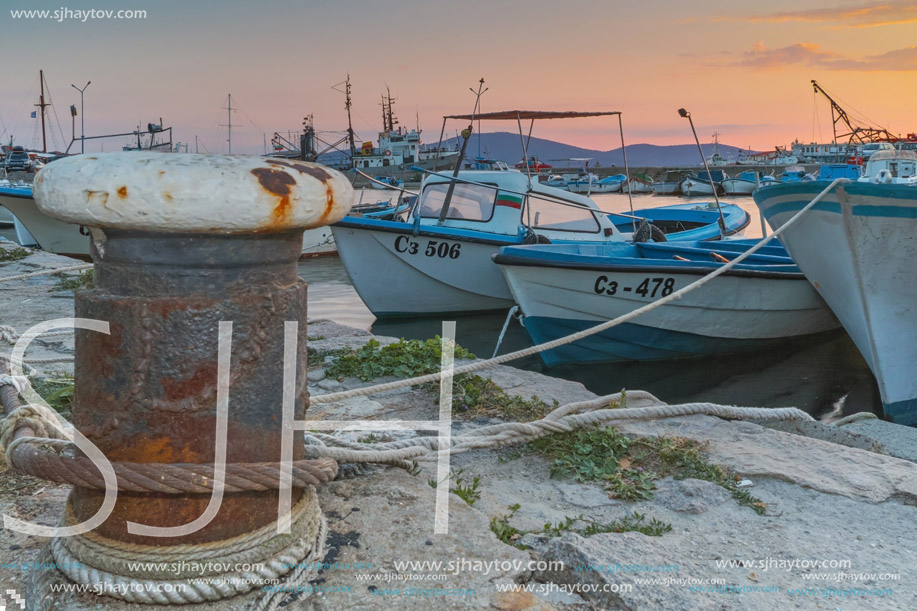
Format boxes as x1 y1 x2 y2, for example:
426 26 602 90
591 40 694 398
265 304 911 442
495 192 523 209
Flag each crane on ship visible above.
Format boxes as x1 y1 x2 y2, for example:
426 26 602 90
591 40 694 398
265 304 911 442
811 80 896 144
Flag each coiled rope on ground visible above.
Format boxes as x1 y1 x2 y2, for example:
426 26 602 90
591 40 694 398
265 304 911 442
32 490 327 609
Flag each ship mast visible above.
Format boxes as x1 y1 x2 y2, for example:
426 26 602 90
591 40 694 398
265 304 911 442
222 94 235 154
332 74 357 157
34 70 51 153
381 87 398 132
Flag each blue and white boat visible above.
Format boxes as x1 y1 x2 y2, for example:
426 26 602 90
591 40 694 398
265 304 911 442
332 169 751 316
779 165 815 183
721 171 777 195
494 239 839 366
817 163 862 181
754 172 917 424
371 175 405 190
610 201 749 241
680 170 726 196
597 174 627 192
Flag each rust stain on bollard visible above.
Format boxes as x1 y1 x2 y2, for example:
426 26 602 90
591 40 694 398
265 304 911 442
33 152 354 546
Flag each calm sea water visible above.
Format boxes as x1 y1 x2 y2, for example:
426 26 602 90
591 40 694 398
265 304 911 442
1 191 881 420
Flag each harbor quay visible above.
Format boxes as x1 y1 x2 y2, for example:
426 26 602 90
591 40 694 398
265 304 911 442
2 235 916 610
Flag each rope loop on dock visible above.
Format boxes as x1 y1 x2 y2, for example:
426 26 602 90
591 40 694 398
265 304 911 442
41 488 328 608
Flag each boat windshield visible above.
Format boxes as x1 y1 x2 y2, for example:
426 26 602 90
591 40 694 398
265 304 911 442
418 182 496 222
527 196 601 233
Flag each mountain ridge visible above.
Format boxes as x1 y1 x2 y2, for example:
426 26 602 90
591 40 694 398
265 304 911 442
429 132 751 167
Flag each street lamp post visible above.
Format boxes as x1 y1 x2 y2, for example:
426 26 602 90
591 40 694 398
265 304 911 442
678 108 726 237
71 81 91 154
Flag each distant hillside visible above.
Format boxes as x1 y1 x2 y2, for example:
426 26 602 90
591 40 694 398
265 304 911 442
430 132 747 168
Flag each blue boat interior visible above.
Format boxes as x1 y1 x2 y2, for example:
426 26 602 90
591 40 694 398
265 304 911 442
497 239 801 274
611 204 749 237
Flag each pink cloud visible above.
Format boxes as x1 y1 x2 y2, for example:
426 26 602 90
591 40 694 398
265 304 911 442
719 1 917 29
734 42 917 71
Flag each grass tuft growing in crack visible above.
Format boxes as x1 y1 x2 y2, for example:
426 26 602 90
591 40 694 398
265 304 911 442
428 468 482 507
54 269 94 291
0 247 31 262
490 504 671 549
530 428 767 513
326 337 474 381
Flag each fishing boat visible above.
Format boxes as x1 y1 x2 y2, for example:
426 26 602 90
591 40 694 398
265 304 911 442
817 163 862 181
721 171 777 195
779 165 814 183
754 176 917 424
680 170 726 196
621 173 654 194
856 150 917 185
350 86 460 172
595 174 627 192
651 171 687 195
0 181 16 225
371 175 405 189
494 239 839 366
610 201 748 240
333 163 749 316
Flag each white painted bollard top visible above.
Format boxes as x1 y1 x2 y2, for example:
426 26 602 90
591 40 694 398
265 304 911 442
33 152 354 232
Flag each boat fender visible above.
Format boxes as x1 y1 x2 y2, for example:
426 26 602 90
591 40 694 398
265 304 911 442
523 230 552 245
873 169 893 184
633 219 667 243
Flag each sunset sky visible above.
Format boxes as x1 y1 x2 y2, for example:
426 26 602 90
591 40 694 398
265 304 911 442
2 0 915 155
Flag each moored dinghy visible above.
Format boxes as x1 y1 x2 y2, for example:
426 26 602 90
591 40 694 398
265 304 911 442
754 177 917 425
494 239 839 366
721 171 776 195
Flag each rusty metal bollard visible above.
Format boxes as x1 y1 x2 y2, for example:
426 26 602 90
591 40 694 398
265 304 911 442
31 152 353 602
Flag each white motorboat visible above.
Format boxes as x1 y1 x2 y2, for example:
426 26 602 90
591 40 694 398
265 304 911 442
495 239 839 366
856 150 917 186
721 171 777 195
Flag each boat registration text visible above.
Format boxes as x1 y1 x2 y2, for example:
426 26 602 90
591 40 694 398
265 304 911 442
594 275 676 298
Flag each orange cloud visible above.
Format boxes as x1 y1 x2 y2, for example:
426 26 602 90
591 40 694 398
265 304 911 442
718 1 917 28
734 42 917 71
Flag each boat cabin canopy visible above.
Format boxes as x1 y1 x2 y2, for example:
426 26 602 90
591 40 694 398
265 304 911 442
415 170 617 238
860 150 917 181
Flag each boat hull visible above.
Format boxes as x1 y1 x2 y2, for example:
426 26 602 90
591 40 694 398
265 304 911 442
498 245 838 366
754 181 917 424
332 220 517 316
651 181 680 195
720 179 757 195
0 205 14 225
680 178 718 196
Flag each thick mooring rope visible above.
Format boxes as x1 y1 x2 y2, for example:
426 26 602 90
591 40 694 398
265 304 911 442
37 490 327 607
0 263 92 284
